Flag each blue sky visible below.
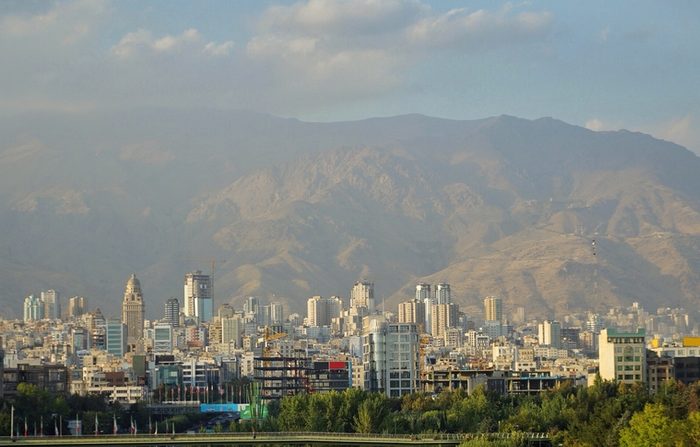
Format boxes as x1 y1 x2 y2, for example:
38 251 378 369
1 0 699 152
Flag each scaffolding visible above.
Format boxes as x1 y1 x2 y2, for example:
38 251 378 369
254 348 310 400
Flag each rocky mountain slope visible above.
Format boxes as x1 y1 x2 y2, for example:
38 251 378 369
1 111 698 319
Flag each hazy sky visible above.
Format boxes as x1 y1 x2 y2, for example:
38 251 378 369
1 0 699 152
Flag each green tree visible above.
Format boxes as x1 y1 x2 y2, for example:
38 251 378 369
353 394 387 434
685 411 700 445
276 393 308 431
619 403 685 447
305 393 329 431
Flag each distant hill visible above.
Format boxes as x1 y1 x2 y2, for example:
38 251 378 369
1 110 698 319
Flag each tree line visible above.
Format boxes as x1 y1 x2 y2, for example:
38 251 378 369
2 378 700 446
264 378 700 447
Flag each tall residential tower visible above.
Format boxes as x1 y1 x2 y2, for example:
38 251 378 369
41 289 60 320
350 281 374 310
484 296 503 322
184 271 213 323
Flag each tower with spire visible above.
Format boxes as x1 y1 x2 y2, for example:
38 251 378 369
121 273 145 352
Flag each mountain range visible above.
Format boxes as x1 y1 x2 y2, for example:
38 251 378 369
1 110 699 320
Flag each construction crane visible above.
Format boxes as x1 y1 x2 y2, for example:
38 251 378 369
180 258 227 278
259 326 288 355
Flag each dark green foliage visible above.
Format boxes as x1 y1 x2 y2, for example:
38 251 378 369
5 377 700 443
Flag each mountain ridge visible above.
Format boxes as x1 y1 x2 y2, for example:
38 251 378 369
0 110 698 320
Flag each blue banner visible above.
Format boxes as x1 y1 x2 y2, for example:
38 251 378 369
200 403 240 413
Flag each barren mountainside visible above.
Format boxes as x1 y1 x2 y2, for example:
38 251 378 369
1 111 699 319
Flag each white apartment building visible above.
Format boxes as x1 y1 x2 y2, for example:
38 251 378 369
362 316 419 397
598 328 646 384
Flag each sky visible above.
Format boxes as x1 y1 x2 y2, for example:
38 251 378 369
1 0 699 153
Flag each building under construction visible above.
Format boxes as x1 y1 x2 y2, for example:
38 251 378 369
254 348 310 399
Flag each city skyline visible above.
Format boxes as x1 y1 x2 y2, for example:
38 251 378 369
1 1 698 440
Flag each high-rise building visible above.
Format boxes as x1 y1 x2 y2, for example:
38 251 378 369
259 305 272 327
350 281 374 310
416 283 432 333
435 283 451 304
598 328 646 385
71 327 90 352
362 316 419 397
121 274 145 350
221 314 244 348
23 295 45 322
164 298 180 327
397 299 426 330
415 283 431 301
307 295 342 327
153 323 173 353
184 271 213 323
538 320 562 348
258 302 284 327
484 296 503 322
244 296 259 314
269 302 284 325
68 296 87 318
106 318 127 357
41 290 60 320
587 313 603 333
431 303 459 338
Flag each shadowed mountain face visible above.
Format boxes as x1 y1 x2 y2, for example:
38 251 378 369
1 110 699 319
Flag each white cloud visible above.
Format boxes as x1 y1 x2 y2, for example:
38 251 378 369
0 0 107 43
111 29 151 58
243 0 553 111
656 114 700 154
203 41 235 57
259 0 426 36
589 115 700 156
153 28 200 52
406 7 553 49
585 118 605 131
112 28 207 58
0 0 555 116
0 1 108 113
